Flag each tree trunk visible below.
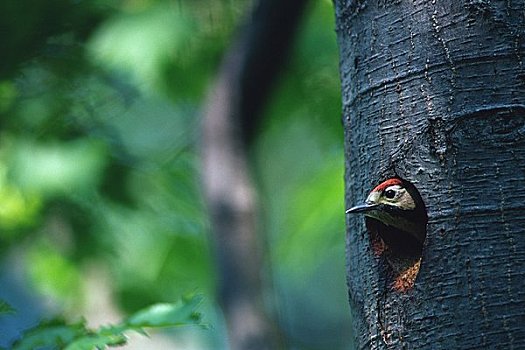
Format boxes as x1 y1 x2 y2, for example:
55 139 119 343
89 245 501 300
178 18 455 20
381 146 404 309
201 1 308 349
335 1 525 348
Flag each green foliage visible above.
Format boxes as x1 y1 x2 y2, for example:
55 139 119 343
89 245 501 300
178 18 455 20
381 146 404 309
0 1 216 347
8 138 108 198
0 301 15 316
12 320 91 350
89 3 194 93
0 162 41 235
27 242 82 306
10 295 204 350
0 0 353 349
253 1 354 347
256 0 344 276
126 296 204 328
87 0 244 99
0 0 106 79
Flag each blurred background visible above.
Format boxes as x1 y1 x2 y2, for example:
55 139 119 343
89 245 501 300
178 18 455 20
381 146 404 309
0 0 352 348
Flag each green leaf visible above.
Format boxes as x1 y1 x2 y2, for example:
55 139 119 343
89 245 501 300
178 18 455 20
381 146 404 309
9 138 108 198
11 296 205 349
125 294 205 329
12 319 86 350
64 333 127 350
88 3 194 92
0 300 15 315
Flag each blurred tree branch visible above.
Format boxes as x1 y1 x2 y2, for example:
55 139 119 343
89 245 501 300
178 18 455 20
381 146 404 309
201 0 309 349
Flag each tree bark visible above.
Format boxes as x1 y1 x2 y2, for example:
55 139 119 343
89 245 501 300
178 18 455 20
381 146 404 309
335 0 525 348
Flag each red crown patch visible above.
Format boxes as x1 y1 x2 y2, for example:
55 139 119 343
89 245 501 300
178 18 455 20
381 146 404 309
372 178 403 192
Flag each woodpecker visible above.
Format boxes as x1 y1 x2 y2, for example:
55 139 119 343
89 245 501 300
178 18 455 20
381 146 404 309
346 178 427 291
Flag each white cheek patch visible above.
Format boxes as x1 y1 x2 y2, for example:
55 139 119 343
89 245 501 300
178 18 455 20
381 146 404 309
392 188 415 209
399 192 416 210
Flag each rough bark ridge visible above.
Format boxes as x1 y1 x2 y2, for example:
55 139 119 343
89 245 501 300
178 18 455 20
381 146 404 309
335 0 525 348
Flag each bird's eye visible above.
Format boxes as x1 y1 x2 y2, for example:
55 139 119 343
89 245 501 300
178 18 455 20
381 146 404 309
384 189 396 199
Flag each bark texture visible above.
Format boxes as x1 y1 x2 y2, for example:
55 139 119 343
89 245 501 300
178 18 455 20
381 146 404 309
201 1 308 349
335 0 525 348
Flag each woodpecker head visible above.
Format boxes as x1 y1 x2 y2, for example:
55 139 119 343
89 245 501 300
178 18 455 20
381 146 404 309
346 178 427 244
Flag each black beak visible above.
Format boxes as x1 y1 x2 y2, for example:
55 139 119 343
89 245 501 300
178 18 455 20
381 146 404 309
345 203 379 214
